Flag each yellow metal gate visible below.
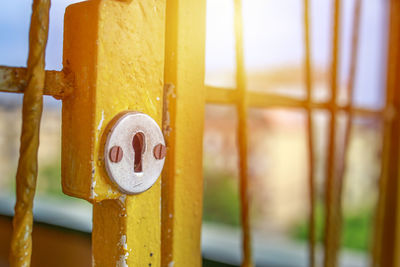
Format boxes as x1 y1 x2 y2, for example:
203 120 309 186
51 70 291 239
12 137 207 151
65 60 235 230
0 0 400 267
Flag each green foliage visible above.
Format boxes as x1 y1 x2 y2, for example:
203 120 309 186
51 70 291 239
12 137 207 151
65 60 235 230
203 169 240 226
341 208 373 251
291 204 373 252
37 161 63 197
291 204 325 245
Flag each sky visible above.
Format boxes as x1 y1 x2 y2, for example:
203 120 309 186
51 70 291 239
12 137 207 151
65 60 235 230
0 0 389 108
206 0 389 108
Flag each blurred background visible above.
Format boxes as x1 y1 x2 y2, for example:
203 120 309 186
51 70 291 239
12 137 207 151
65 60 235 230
0 0 388 266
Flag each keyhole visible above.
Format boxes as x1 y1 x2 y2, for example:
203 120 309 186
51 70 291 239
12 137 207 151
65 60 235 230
132 132 145 173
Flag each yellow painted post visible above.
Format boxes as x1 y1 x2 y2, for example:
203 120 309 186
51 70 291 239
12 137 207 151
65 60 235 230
62 0 166 265
161 0 206 266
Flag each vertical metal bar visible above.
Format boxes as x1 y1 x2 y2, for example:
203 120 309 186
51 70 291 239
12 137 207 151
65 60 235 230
234 0 252 266
9 1 50 266
303 0 316 266
161 0 206 265
335 0 362 249
324 2 362 266
323 0 341 266
373 0 400 266
343 0 362 145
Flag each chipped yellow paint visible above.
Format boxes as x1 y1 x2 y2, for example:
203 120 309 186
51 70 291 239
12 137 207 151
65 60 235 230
161 0 206 266
62 0 165 265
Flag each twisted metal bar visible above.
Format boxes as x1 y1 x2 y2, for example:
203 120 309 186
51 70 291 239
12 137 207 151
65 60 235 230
303 0 316 266
9 0 50 266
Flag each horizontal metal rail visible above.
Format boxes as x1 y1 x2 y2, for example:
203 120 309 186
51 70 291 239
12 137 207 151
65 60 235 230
206 85 383 117
0 66 73 99
0 65 382 119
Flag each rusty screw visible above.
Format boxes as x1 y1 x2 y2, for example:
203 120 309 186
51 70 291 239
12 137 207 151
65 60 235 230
109 145 123 163
153 144 166 160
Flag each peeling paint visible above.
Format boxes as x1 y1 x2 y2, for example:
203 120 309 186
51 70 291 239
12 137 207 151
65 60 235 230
118 232 129 266
107 188 113 196
120 235 128 250
91 180 98 198
117 252 129 267
90 160 97 199
162 83 175 137
119 194 127 204
23 224 29 241
97 110 105 131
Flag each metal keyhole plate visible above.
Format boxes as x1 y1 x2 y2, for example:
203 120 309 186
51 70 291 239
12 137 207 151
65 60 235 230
104 112 166 194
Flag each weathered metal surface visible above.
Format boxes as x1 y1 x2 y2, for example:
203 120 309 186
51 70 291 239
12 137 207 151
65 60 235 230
0 66 73 99
62 0 165 265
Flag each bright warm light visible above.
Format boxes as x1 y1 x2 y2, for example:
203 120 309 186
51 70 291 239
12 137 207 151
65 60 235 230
205 0 388 108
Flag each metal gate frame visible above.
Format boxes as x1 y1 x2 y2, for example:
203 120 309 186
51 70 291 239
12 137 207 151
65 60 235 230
1 0 400 267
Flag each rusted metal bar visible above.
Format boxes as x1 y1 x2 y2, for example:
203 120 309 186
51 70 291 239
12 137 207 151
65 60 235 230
303 0 316 266
247 91 307 108
323 0 341 266
0 66 73 99
334 0 362 261
205 86 382 117
205 85 238 105
233 0 253 266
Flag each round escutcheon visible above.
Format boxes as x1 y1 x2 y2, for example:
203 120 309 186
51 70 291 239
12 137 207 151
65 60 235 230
104 112 166 194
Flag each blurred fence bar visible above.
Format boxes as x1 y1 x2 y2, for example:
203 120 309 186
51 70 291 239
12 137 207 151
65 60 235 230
233 0 253 266
303 0 316 266
323 0 341 265
204 1 388 267
206 86 382 117
373 0 400 266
